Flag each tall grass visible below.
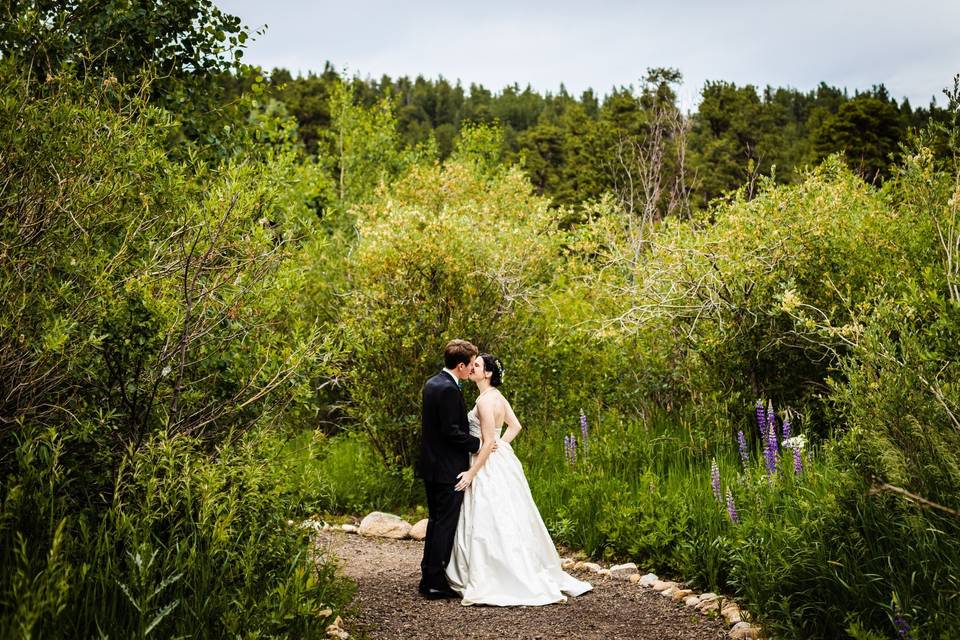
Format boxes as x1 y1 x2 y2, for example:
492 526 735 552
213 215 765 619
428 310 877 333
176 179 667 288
516 405 960 638
0 427 353 639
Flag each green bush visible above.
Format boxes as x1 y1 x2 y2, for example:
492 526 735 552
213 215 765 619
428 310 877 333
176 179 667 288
597 158 920 435
0 60 351 638
0 427 353 639
335 145 565 466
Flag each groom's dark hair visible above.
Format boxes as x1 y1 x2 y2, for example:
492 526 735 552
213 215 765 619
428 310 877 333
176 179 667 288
444 339 478 369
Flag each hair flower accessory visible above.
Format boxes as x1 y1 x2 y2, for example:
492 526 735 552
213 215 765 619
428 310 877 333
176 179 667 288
495 358 505 383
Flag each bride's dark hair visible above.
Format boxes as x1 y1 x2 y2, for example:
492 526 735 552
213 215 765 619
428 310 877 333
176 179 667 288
479 354 504 387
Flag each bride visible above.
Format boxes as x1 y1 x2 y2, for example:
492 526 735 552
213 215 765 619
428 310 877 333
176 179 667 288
445 354 593 606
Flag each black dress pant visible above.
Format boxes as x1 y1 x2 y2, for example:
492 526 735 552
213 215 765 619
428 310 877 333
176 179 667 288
419 480 463 592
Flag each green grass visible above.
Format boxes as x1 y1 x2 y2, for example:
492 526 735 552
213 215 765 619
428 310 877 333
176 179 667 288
0 427 355 639
303 405 960 639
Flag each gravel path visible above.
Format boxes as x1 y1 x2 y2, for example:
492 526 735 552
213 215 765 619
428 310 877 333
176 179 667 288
316 530 729 640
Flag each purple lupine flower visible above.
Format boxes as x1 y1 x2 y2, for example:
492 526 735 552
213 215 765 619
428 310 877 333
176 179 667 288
895 611 912 640
564 435 574 465
711 458 721 500
793 446 803 475
580 410 589 455
755 400 766 438
570 435 577 466
764 423 778 478
737 430 749 465
726 489 739 523
767 403 777 447
782 418 792 445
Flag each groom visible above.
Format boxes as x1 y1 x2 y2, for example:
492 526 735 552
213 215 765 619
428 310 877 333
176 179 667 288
417 339 485 599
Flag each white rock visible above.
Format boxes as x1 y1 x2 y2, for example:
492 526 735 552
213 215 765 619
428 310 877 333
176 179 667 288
652 580 676 592
698 592 718 603
671 588 694 602
598 569 612 577
561 558 576 570
722 603 743 625
660 586 676 597
409 518 428 540
357 512 411 539
684 595 701 607
341 524 358 533
698 599 721 613
638 573 659 587
609 562 639 580
326 615 349 639
729 622 762 639
581 562 603 573
628 574 642 584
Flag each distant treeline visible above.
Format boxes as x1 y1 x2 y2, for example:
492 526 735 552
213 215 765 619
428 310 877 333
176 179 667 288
221 64 947 209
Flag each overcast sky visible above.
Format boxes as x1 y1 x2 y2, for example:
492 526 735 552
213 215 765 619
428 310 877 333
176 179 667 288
217 0 959 109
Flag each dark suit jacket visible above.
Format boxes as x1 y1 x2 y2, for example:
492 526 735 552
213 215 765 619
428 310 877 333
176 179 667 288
416 371 481 483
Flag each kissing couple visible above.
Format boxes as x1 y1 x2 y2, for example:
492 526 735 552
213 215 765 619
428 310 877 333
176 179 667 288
416 339 593 605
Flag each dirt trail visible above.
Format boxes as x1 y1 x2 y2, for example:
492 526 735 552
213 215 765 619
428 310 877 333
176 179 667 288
316 530 729 640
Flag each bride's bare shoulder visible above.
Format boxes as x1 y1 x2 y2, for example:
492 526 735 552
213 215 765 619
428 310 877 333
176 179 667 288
477 388 507 408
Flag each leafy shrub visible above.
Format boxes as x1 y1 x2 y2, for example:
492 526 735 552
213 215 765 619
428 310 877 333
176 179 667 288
0 427 353 639
0 59 351 638
335 142 564 466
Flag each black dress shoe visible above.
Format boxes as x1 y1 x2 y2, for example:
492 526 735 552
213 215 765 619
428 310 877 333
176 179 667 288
419 587 458 600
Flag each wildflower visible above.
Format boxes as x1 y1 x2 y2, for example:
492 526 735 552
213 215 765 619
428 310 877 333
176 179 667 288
782 434 807 450
782 418 792 444
563 434 577 466
755 400 766 438
793 446 803 475
895 611 912 640
767 404 777 448
580 410 589 455
726 489 739 523
764 422 778 478
737 430 749 465
711 458 721 500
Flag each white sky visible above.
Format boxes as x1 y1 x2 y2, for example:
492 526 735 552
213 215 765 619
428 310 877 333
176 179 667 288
217 0 960 109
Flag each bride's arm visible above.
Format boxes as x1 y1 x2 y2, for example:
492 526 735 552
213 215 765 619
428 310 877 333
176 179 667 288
501 399 522 444
454 400 498 491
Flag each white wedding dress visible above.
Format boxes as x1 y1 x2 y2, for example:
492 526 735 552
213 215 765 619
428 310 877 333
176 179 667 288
445 407 593 606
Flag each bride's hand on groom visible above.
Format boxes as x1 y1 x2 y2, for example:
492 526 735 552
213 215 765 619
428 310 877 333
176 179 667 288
455 470 475 491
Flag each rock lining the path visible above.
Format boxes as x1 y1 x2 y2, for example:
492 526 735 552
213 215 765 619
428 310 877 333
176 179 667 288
358 512 412 539
671 588 694 601
638 573 659 587
609 562 639 580
316 530 731 640
313 514 766 639
730 621 762 639
408 518 428 540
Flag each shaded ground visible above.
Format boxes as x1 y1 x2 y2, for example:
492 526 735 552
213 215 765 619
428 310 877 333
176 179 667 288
316 530 729 640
